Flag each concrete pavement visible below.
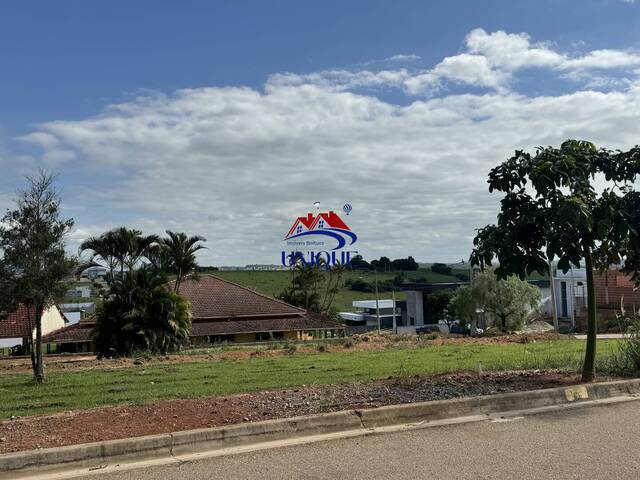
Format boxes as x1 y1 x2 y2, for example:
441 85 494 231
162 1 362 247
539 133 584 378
71 400 640 480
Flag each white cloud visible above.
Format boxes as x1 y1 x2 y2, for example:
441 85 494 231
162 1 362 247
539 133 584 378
11 29 640 265
17 81 640 265
385 54 421 62
272 29 640 95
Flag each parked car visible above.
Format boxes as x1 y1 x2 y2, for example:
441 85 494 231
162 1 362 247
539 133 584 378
11 344 26 356
416 325 441 334
449 322 484 336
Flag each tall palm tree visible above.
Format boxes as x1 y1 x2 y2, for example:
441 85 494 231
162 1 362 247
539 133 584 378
160 231 207 293
80 228 159 282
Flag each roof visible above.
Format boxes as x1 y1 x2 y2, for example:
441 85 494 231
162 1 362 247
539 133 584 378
0 304 36 338
351 300 396 309
286 213 316 237
310 211 349 230
42 320 96 344
177 275 305 319
191 314 344 336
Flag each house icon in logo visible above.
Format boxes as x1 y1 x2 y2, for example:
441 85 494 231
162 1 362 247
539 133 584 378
284 211 357 250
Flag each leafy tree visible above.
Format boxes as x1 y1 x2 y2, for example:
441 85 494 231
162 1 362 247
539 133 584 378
470 140 640 381
94 267 191 356
0 171 75 383
349 255 370 270
390 256 420 271
371 256 391 271
424 290 455 326
278 255 344 315
474 272 541 332
430 263 452 275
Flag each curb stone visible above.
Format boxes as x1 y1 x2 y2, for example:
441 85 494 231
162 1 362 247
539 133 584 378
2 378 639 478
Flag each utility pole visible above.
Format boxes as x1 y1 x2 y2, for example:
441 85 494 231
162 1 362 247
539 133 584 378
549 259 559 332
375 269 381 335
392 289 397 334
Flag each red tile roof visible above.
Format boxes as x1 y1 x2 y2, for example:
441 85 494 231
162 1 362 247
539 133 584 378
177 275 305 319
0 304 36 338
42 321 95 344
191 314 344 336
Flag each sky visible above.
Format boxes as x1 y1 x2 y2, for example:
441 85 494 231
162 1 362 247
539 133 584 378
2 0 640 266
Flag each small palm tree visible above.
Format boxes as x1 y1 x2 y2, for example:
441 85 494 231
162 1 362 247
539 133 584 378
160 231 207 293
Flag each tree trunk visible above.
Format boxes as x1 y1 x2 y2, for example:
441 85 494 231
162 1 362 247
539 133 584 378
581 248 597 382
34 303 44 384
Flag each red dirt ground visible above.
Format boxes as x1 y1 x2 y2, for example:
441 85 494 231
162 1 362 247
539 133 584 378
0 370 596 454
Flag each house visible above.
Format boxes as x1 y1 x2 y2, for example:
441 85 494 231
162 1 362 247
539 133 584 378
0 304 68 354
400 282 466 333
179 275 344 343
539 268 586 324
65 286 92 299
42 318 96 353
592 269 640 317
43 274 345 350
339 300 403 334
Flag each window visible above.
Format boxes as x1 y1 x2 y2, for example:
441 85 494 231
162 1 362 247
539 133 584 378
296 225 303 234
318 220 325 229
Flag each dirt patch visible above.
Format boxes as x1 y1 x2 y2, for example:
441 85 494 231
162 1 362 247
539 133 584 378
0 370 598 454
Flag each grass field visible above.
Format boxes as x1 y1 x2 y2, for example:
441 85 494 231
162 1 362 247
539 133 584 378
0 340 621 418
214 268 468 311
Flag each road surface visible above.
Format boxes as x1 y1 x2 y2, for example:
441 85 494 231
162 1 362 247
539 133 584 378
78 401 640 480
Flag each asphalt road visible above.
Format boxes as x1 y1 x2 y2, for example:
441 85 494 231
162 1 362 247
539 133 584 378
79 401 640 480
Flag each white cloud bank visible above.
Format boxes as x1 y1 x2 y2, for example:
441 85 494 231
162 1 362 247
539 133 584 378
14 29 640 265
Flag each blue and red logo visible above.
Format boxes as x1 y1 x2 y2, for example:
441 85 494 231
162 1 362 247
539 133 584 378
281 210 358 266
284 210 357 250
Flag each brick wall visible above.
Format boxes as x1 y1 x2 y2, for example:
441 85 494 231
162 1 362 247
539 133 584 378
593 269 640 311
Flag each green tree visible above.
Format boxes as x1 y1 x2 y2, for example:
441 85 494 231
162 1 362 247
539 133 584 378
94 266 191 356
0 171 75 383
430 263 452 275
474 272 541 332
159 231 207 293
80 228 158 282
470 140 640 381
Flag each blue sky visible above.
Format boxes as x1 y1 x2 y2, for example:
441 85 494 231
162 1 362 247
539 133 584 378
2 0 640 265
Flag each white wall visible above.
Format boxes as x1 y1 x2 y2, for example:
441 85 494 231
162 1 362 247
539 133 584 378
36 306 67 339
405 290 424 326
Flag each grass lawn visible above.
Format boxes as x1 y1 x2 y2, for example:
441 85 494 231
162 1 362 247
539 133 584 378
0 340 621 418
214 268 467 311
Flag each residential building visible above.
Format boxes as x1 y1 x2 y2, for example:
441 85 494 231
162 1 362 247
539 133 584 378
0 305 68 354
339 300 402 333
400 282 466 332
179 275 344 343
593 269 640 317
43 274 345 350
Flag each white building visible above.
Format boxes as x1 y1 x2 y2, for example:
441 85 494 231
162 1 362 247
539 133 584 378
540 267 587 323
339 300 401 332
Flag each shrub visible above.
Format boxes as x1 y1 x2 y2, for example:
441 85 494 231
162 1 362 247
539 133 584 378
615 313 640 375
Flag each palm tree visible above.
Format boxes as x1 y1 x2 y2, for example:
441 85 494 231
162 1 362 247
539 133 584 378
160 231 207 293
81 228 159 282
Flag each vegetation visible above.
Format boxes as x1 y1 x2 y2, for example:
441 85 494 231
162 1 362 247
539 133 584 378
0 339 621 418
0 170 75 383
471 140 640 381
277 255 346 315
424 290 456 327
82 228 203 357
430 262 452 275
95 267 191 356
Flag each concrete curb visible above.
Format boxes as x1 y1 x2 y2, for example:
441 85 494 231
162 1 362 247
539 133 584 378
2 378 639 478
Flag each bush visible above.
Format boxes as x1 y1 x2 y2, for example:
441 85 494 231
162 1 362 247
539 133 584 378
430 263 452 275
615 313 640 375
